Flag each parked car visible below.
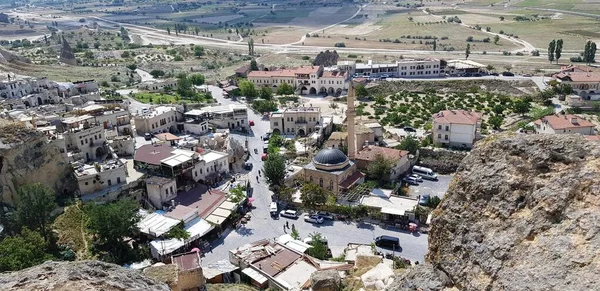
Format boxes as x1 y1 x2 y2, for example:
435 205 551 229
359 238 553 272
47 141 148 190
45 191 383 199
374 235 400 249
403 126 417 132
523 73 532 77
304 236 329 246
316 211 334 220
402 176 419 186
502 71 515 77
409 174 423 183
490 72 499 76
263 133 271 141
144 133 152 140
280 210 298 219
303 215 324 224
249 120 255 126
243 162 253 170
419 194 431 206
473 73 482 77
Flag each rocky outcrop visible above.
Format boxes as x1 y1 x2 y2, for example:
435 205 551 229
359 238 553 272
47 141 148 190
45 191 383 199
390 133 600 291
312 50 339 67
0 13 9 24
0 260 170 291
311 269 342 291
0 48 31 64
418 148 468 174
0 122 76 205
59 36 77 66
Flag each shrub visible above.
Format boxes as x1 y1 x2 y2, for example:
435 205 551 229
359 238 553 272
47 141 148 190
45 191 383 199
334 42 346 47
301 56 310 60
531 50 540 56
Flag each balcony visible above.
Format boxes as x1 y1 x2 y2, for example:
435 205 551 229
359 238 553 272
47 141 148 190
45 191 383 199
295 119 308 124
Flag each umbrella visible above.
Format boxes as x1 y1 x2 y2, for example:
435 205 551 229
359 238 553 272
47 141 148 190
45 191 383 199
409 223 418 227
191 248 200 253
248 197 255 202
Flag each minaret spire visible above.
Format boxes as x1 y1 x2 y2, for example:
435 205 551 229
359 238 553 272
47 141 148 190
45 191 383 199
347 82 356 159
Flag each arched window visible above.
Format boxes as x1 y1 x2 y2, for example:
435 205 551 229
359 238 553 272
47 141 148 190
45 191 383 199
309 176 313 183
329 180 334 190
319 178 323 187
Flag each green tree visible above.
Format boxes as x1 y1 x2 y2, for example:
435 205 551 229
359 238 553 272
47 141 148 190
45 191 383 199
425 196 442 208
85 199 140 246
584 40 597 64
396 135 420 155
264 152 286 187
290 228 300 240
193 45 204 57
300 182 328 210
499 16 505 21
260 86 273 100
167 27 171 35
0 228 53 272
432 39 436 51
486 64 495 72
227 185 246 204
548 40 556 63
84 50 94 59
306 232 328 259
488 115 504 129
188 73 205 86
164 222 190 240
465 43 471 60
15 183 57 242
277 186 295 204
493 34 500 45
366 153 393 186
177 73 194 97
276 82 294 95
126 63 137 71
250 59 259 71
252 100 277 113
355 84 368 98
555 39 563 64
239 80 257 99
150 69 165 78
513 100 531 116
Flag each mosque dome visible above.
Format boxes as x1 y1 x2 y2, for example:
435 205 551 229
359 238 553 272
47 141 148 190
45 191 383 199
313 148 349 170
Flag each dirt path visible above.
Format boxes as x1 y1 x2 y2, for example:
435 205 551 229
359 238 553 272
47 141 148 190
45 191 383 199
75 203 90 259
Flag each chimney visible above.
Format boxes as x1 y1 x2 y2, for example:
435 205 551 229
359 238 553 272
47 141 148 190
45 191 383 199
571 117 578 125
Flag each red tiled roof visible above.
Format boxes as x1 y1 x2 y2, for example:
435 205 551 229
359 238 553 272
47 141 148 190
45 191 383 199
585 135 600 141
339 171 365 189
553 72 600 82
253 249 301 277
559 65 599 73
172 252 201 272
134 144 174 165
535 114 595 130
247 66 320 78
355 146 408 162
322 70 346 78
433 110 482 125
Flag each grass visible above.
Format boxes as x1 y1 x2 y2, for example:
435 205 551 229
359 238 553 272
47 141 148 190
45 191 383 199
130 92 213 104
206 284 258 291
53 203 93 260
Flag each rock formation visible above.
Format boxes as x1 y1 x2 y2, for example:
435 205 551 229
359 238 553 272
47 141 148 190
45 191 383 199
0 261 170 291
59 36 77 66
0 13 9 24
312 50 339 67
0 48 31 64
0 121 76 205
311 269 342 291
389 133 600 291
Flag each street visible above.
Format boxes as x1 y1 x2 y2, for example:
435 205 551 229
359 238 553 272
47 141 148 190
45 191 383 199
200 86 430 266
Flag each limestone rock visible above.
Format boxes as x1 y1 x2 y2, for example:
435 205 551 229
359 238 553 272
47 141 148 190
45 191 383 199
0 13 9 24
0 260 170 291
312 50 339 67
389 133 600 290
59 36 77 66
311 269 342 291
0 48 31 64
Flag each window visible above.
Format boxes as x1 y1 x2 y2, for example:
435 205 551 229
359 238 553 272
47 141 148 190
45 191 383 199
200 169 203 174
85 182 88 185
438 134 441 139
329 180 333 190
274 122 279 126
107 179 112 186
309 176 313 183
438 125 442 130
170 186 173 194
81 140 84 145
445 126 449 131
195 171 197 177
444 135 449 140
319 178 323 187
117 177 121 184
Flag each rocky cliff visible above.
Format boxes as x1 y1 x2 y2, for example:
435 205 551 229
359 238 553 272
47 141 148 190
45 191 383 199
390 133 600 291
0 122 76 205
0 261 170 291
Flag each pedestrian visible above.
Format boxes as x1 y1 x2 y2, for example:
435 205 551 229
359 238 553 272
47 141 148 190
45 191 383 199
292 223 295 231
286 221 289 229
283 225 287 233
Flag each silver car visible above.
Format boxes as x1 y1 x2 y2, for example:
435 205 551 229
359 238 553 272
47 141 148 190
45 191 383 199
303 215 324 224
280 210 298 219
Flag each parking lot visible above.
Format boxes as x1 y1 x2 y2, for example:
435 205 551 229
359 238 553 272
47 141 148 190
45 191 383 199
407 174 454 199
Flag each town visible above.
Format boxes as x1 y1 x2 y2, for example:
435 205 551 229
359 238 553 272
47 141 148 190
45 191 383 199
0 0 600 291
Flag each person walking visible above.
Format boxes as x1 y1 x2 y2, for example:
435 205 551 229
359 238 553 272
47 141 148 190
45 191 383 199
286 221 289 229
283 225 287 233
291 224 295 231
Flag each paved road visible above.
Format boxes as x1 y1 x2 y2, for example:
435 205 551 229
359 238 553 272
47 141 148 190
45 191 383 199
201 86 429 266
287 5 365 46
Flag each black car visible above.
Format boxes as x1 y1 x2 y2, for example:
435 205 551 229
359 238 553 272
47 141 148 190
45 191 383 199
404 126 417 133
375 235 400 249
502 71 515 77
144 133 152 140
473 73 482 77
243 162 253 170
490 72 499 76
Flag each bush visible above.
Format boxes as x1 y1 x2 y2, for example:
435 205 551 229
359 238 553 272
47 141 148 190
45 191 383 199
301 56 310 60
173 55 184 61
516 52 524 56
334 42 346 47
347 54 358 58
570 56 584 62
531 50 540 56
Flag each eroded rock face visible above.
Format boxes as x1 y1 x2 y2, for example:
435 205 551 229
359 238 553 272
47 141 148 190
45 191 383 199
391 134 600 291
311 269 342 291
0 260 170 291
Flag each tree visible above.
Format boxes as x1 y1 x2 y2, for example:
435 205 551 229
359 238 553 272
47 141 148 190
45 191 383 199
167 27 171 35
227 185 246 204
290 228 300 240
277 186 295 204
250 59 259 71
188 73 205 86
306 232 328 259
492 104 505 115
486 64 495 72
397 135 420 155
177 73 194 97
0 228 53 272
355 84 368 98
260 86 273 100
584 40 597 64
499 16 505 21
263 152 286 187
193 45 204 57
425 196 442 208
432 39 436 52
15 183 57 242
252 100 277 113
465 43 471 60
248 38 254 55
513 100 531 115
555 39 563 64
488 115 504 130
366 153 393 186
493 35 500 45
548 40 556 63
126 63 137 71
85 199 140 246
277 82 294 95
150 69 165 78
300 182 329 210
164 222 190 240
239 80 257 99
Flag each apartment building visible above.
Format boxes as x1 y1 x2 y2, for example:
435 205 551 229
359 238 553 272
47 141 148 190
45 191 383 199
270 106 321 136
432 110 482 148
248 66 350 95
353 58 442 78
534 114 595 135
191 104 249 131
318 69 348 95
138 79 178 92
73 158 127 196
61 115 108 161
552 72 600 100
134 106 182 135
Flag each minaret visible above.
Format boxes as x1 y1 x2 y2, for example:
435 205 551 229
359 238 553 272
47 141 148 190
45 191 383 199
347 82 356 159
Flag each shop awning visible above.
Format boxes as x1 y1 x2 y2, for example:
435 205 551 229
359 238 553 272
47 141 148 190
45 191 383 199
380 207 406 216
242 268 268 285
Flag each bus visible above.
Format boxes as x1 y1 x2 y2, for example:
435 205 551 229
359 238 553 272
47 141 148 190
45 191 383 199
412 166 438 181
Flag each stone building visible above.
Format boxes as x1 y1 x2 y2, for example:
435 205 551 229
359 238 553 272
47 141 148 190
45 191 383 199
269 106 321 136
134 106 181 135
302 148 364 195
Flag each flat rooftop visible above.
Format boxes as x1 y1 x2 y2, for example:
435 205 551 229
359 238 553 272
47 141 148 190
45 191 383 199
173 251 201 272
173 185 227 219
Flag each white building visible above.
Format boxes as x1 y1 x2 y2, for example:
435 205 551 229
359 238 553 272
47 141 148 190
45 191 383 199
134 106 182 135
138 79 178 92
190 104 249 131
192 150 230 184
61 115 108 161
444 60 486 75
432 110 482 148
270 106 322 136
534 114 595 135
73 158 127 196
145 176 178 209
248 66 350 95
182 110 211 135
552 72 600 100
353 58 442 78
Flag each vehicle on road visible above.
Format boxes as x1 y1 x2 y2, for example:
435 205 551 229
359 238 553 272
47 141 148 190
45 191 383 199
522 73 532 77
315 211 334 220
375 235 400 249
141 107 149 115
502 71 515 77
243 162 253 170
263 133 271 141
404 126 417 133
280 210 298 219
303 236 329 246
303 215 324 224
419 194 430 206
402 176 419 186
144 133 152 140
409 174 423 182
412 166 438 181
490 72 499 76
249 120 255 126
270 202 279 218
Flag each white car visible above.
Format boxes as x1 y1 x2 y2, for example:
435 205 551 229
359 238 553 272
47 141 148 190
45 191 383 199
280 210 298 219
303 215 324 224
409 174 423 183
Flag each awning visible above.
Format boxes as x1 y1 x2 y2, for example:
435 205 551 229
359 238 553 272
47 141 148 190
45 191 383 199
161 154 192 167
380 207 406 216
205 214 226 225
219 201 238 211
242 268 268 285
211 208 232 218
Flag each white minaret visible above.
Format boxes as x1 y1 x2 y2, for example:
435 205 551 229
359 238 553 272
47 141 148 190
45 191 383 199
347 82 356 159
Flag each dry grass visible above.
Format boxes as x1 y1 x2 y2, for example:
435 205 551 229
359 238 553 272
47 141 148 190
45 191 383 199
206 284 258 291
53 203 93 260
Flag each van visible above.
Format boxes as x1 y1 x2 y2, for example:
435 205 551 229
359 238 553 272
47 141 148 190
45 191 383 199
412 166 438 181
270 202 279 218
375 235 400 249
141 107 149 115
